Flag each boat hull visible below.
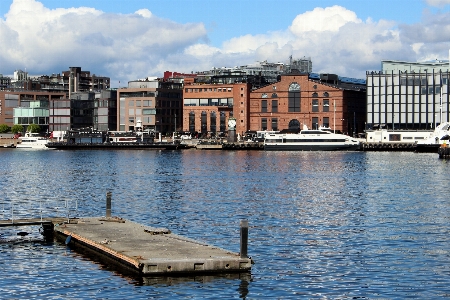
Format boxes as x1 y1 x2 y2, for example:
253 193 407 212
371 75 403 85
264 143 360 151
414 143 440 153
45 142 190 150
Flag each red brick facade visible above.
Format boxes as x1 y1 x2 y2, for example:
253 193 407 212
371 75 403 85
248 74 366 135
182 82 250 136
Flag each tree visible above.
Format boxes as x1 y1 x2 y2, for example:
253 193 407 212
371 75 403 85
11 124 24 134
0 124 10 133
27 124 40 133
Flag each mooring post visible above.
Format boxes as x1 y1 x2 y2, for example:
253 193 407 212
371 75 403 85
106 191 112 218
240 219 248 258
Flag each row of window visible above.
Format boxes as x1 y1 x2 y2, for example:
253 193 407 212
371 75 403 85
184 98 234 107
126 100 153 107
260 118 330 131
185 87 232 93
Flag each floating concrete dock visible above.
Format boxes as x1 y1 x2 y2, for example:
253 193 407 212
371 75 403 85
53 217 253 276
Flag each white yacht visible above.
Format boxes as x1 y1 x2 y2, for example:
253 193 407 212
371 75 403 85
415 122 450 152
16 132 51 149
264 125 360 151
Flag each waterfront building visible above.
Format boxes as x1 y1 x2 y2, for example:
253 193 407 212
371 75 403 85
366 59 450 130
0 74 11 91
249 73 366 136
117 78 183 133
8 67 110 95
49 90 117 132
0 91 66 131
191 57 313 87
182 78 251 136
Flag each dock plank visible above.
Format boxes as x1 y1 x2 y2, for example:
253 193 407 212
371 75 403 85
54 217 252 276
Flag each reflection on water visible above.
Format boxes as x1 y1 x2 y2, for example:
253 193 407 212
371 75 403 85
0 149 449 298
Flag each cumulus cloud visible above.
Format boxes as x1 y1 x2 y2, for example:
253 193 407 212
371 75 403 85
0 0 207 82
1 0 450 84
426 0 450 7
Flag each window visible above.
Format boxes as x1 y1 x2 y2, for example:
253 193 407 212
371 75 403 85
272 93 278 98
312 117 319 129
210 111 217 133
323 92 329 97
261 118 267 130
323 117 329 128
272 100 278 113
288 82 301 112
261 100 267 112
261 93 268 98
271 118 278 131
201 111 207 133
189 111 195 132
312 99 319 112
323 99 329 112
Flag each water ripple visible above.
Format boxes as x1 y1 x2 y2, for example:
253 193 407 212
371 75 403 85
0 149 449 298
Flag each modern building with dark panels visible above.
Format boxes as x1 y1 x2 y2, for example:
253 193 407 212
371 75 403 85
118 78 183 133
49 90 117 132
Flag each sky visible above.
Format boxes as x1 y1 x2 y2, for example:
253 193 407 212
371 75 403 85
1 0 450 87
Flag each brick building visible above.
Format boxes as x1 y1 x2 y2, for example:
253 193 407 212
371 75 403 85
182 78 251 136
249 73 366 136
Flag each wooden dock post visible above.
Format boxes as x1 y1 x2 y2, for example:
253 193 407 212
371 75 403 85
106 192 112 217
240 219 248 258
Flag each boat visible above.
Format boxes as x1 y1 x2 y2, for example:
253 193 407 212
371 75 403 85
264 125 360 151
45 120 190 150
414 122 450 153
16 132 51 149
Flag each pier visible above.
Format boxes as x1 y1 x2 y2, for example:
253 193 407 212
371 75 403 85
54 217 252 276
0 193 253 277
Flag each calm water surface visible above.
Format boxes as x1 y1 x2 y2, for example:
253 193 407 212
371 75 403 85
0 149 449 299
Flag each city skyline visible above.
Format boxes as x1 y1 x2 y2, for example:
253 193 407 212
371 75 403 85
1 0 450 87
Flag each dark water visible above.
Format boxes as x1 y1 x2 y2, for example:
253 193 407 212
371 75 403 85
0 149 449 299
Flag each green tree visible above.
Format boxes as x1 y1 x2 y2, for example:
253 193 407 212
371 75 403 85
11 124 24 134
27 124 40 133
0 124 10 133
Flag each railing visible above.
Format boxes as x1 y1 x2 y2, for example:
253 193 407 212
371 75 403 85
0 199 78 223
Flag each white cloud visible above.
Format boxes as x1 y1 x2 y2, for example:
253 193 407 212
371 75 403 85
1 0 450 84
0 0 207 82
426 0 450 7
135 9 152 18
290 5 361 34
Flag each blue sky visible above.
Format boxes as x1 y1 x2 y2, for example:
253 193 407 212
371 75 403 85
1 0 450 86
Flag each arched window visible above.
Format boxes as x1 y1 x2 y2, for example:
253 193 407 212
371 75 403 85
323 92 329 97
312 92 318 97
288 119 301 131
271 93 278 98
288 83 301 112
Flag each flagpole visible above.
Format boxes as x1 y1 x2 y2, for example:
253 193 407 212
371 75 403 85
333 100 335 133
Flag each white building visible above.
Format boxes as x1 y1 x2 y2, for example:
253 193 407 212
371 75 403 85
366 60 450 130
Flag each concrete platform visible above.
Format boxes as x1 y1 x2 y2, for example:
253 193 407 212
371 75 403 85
54 217 253 276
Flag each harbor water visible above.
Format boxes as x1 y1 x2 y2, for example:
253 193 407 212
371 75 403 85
0 149 449 299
